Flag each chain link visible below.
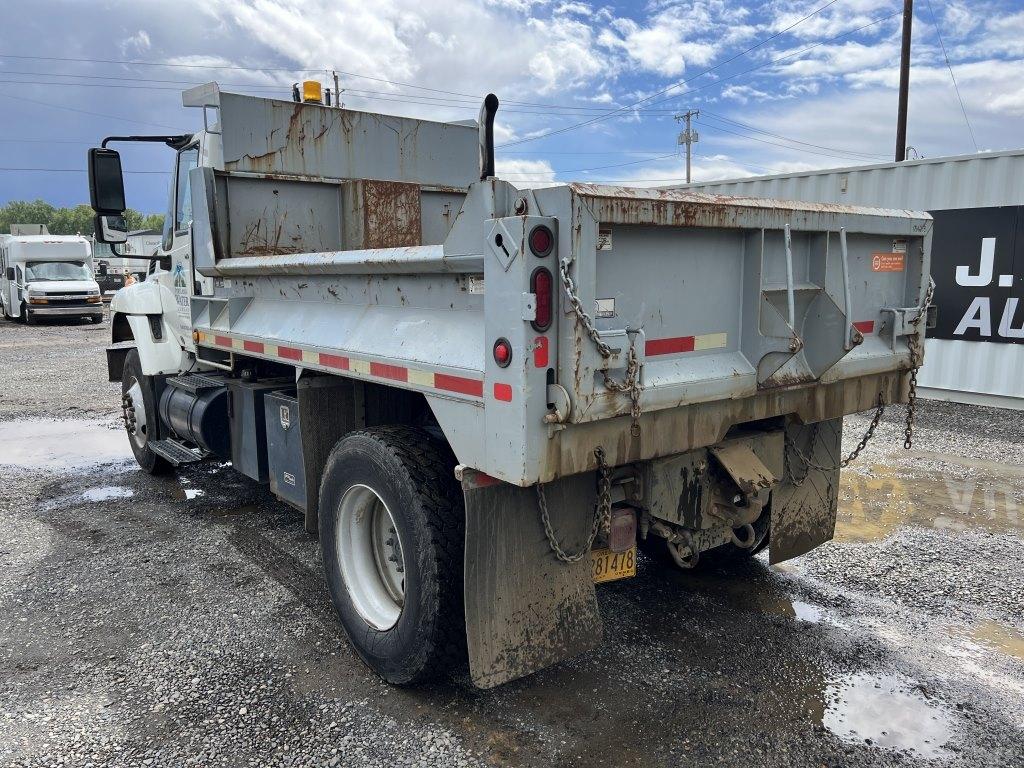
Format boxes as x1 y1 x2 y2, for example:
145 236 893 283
538 447 613 563
903 277 935 450
784 276 935 483
559 258 643 437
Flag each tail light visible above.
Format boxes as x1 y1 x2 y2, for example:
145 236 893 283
529 225 554 258
531 267 553 332
493 337 512 367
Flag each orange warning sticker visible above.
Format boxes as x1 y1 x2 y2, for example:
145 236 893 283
871 252 905 272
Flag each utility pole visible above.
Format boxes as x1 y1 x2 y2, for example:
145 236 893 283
895 0 913 162
675 109 700 183
332 71 344 108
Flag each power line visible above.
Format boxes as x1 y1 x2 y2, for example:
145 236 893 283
0 90 183 131
497 0 842 148
698 110 888 160
0 52 326 74
0 167 169 173
923 0 978 151
699 119 882 162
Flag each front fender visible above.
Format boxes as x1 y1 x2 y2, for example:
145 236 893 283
110 279 189 377
110 280 168 315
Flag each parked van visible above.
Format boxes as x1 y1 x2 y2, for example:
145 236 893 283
0 226 103 324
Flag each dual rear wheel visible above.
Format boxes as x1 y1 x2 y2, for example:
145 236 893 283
318 426 466 684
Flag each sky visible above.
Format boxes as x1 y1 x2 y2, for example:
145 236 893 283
0 0 1021 215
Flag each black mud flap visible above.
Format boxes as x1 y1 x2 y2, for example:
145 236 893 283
769 418 842 564
462 469 602 689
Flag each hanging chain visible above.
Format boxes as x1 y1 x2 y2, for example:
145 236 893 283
903 277 935 450
559 258 643 437
784 276 935 484
538 447 613 563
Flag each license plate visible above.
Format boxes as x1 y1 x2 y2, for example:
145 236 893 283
591 546 637 583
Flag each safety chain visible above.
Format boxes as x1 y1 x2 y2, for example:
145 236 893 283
784 277 935 485
903 277 936 449
538 447 612 563
558 258 643 437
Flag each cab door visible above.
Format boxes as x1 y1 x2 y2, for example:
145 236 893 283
161 143 201 346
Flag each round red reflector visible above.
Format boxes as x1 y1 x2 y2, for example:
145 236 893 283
493 338 512 367
529 225 554 257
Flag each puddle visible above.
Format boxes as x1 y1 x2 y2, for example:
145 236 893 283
82 486 135 502
822 672 954 757
792 600 825 623
837 464 1023 543
0 419 133 470
970 621 1024 660
171 485 206 501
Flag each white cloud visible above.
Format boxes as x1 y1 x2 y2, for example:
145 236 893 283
120 30 152 57
495 158 558 187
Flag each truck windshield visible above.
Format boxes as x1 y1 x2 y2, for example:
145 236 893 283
24 260 91 282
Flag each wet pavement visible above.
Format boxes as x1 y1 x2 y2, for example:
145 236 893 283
1 318 1023 767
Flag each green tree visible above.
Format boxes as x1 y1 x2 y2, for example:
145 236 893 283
0 199 164 235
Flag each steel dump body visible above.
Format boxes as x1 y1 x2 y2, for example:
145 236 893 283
188 102 931 486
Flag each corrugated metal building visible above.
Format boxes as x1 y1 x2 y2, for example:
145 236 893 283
680 150 1024 409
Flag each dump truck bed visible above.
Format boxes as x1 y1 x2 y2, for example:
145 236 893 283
190 168 930 486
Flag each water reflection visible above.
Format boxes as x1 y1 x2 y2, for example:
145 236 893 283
0 419 132 470
822 672 954 757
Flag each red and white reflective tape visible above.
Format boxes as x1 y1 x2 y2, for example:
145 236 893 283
195 331 484 399
645 332 728 357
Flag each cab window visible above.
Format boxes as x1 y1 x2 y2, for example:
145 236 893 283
174 145 200 234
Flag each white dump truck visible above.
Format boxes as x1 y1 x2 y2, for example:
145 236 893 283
1 225 103 324
87 82 933 688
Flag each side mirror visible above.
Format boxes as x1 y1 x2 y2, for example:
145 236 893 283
5 267 13 281
95 213 128 244
88 147 126 223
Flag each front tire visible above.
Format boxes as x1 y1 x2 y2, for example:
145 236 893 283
121 349 171 475
319 426 465 685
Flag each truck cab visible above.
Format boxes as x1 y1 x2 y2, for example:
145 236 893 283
0 227 103 324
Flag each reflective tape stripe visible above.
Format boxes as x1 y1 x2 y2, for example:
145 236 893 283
197 331 484 399
645 332 728 356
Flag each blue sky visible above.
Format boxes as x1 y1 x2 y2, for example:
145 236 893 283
0 0 1022 215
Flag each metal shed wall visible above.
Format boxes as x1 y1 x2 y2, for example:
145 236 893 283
681 150 1024 410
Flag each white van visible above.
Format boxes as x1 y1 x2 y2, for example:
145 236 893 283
0 228 103 325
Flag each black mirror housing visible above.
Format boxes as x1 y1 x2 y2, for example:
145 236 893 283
88 148 127 214
5 266 14 281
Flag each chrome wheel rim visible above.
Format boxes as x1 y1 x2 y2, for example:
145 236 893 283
122 377 148 450
336 484 405 631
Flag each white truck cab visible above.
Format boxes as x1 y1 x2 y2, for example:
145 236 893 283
0 227 103 324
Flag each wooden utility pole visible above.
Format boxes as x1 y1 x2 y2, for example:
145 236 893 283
675 110 700 183
895 0 913 162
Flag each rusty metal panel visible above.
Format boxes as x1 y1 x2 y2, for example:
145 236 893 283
218 92 478 189
342 180 422 250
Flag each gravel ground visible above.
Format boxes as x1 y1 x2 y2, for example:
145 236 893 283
1 316 1023 767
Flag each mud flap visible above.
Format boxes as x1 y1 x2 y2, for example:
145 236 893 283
461 469 602 689
769 418 842 564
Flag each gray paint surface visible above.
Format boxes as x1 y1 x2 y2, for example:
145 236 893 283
677 150 1024 408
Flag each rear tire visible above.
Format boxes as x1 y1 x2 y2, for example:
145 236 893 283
121 349 172 475
319 426 465 685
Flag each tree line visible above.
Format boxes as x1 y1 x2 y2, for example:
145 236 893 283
0 200 163 236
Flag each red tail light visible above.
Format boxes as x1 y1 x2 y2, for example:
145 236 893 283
531 267 553 332
529 225 554 258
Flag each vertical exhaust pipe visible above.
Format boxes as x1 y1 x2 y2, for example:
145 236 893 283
479 93 499 181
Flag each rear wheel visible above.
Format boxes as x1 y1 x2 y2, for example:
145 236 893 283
121 349 171 475
319 426 465 685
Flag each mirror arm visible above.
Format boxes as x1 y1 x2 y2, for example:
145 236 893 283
101 134 193 150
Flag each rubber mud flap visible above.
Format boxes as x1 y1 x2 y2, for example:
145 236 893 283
769 417 842 564
462 469 602 689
